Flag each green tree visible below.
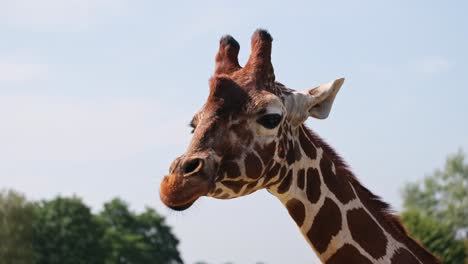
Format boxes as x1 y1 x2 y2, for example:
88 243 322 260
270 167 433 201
401 209 465 263
0 189 35 264
402 150 468 263
466 240 468 264
32 196 106 264
99 198 183 264
403 150 468 229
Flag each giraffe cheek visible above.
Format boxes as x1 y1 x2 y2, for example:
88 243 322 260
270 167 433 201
218 161 241 179
244 153 263 179
254 141 277 165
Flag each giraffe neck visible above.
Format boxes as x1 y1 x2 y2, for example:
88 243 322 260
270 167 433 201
268 125 440 264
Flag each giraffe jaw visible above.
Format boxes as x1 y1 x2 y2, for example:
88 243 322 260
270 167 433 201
159 173 214 211
163 199 195 211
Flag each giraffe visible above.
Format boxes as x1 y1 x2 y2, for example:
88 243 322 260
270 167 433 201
159 29 440 263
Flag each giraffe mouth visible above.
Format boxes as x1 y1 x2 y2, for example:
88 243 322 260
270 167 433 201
159 173 214 211
166 200 195 211
160 186 197 211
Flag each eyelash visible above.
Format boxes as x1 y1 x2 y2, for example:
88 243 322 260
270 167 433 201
189 122 196 134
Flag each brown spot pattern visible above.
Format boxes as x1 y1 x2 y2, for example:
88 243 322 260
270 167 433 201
391 248 420 263
268 165 287 187
264 162 281 184
307 198 342 253
350 181 406 244
306 168 321 203
220 161 241 179
286 140 296 165
294 140 302 162
286 198 306 227
297 169 305 190
243 181 259 195
255 141 276 165
326 244 373 264
221 180 247 194
347 208 388 259
320 157 355 203
277 136 287 159
244 153 263 179
277 169 293 194
299 127 317 160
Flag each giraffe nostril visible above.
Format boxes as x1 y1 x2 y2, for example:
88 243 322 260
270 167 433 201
182 158 203 176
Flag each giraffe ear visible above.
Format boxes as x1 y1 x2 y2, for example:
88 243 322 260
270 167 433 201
285 78 344 126
307 78 345 119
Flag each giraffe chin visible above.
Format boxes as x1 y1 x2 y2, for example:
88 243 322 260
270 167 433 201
160 190 200 211
166 201 195 211
159 174 212 211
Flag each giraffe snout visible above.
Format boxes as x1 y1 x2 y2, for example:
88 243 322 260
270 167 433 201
160 154 216 211
169 156 182 174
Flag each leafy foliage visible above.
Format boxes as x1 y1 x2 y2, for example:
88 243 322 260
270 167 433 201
401 209 465 263
99 198 183 264
32 196 106 264
465 240 468 264
401 150 468 263
0 189 35 264
403 150 468 230
27 195 182 264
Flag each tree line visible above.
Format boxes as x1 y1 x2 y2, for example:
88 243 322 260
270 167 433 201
400 150 468 263
1 150 468 263
0 194 182 264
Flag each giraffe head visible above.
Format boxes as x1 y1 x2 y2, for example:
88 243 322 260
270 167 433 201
160 29 344 210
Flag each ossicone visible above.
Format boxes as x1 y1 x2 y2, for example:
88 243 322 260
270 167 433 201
214 35 241 75
243 29 275 89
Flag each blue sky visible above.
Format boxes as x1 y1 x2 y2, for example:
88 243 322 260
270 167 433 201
1 1 467 263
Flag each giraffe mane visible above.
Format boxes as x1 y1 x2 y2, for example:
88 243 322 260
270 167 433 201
303 125 442 263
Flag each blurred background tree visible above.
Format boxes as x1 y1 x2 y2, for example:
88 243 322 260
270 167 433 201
99 198 183 264
0 190 35 264
401 150 468 263
32 196 106 264
401 209 465 263
0 191 184 264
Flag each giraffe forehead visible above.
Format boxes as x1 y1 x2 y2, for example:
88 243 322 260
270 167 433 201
199 88 283 125
206 77 250 116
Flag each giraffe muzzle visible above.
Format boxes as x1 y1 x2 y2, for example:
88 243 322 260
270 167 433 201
160 155 217 210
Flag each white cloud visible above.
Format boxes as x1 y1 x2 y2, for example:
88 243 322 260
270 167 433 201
0 62 49 83
0 95 189 161
0 0 127 30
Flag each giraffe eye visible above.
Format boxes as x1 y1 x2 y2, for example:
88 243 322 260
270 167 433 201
257 114 282 129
